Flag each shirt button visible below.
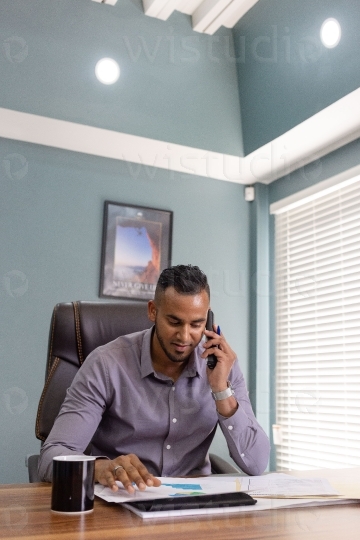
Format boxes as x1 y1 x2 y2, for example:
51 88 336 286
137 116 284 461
166 445 171 450
172 387 175 391
228 425 233 431
172 418 177 423
241 453 245 458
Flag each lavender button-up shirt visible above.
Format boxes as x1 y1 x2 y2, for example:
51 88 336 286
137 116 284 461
39 328 269 481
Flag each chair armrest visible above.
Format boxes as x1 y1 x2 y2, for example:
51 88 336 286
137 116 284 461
27 454 41 483
209 453 240 474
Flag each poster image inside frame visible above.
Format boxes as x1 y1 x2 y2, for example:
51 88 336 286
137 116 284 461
100 202 173 300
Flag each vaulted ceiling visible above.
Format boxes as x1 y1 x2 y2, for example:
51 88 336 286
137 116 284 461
2 1 359 185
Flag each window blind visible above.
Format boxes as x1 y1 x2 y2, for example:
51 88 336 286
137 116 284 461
274 177 360 470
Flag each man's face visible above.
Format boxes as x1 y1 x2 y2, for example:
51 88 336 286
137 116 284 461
148 287 210 365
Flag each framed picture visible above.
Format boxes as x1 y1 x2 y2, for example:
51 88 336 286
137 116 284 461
99 201 173 300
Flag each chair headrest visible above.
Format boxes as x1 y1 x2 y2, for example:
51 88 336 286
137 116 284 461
49 301 152 370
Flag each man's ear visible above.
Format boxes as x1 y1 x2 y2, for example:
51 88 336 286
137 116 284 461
148 300 156 322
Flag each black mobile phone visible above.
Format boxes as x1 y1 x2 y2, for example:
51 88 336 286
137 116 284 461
206 309 217 370
123 491 256 512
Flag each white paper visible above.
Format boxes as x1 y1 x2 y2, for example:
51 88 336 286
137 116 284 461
121 497 359 519
95 476 243 504
238 473 339 497
94 473 339 505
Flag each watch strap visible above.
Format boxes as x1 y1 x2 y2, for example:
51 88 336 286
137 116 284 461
211 382 234 401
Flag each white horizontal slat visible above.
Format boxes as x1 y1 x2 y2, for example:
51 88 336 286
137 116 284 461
277 284 360 302
277 207 360 243
277 366 360 374
276 240 360 271
276 267 360 289
277 304 360 322
275 177 360 470
284 353 360 363
275 216 360 255
276 318 360 336
283 190 360 226
277 303 360 321
278 203 360 237
278 434 360 444
276 180 360 218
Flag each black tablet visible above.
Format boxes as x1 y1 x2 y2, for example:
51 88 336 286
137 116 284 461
124 492 256 513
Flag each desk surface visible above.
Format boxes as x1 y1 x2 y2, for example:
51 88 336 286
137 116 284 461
0 481 360 540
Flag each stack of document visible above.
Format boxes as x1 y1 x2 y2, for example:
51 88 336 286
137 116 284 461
239 473 341 498
95 473 359 518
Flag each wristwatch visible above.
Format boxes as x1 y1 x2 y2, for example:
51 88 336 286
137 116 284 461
211 381 234 401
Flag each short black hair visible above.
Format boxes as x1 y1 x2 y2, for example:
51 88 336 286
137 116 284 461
155 265 210 300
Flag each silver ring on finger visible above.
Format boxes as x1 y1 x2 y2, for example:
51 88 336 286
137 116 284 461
114 465 124 475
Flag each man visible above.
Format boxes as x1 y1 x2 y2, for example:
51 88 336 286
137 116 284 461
39 265 270 492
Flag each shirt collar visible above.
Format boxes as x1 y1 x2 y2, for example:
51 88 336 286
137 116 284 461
140 327 205 379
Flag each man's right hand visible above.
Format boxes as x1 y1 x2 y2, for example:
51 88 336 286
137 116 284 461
95 454 161 493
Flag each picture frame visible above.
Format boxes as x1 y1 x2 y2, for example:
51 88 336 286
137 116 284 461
99 201 173 300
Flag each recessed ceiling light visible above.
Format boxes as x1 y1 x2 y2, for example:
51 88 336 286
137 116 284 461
320 18 341 48
95 58 120 85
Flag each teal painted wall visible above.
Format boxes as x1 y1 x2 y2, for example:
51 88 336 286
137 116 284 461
0 138 250 483
2 0 358 483
0 0 243 156
233 0 360 154
0 0 250 483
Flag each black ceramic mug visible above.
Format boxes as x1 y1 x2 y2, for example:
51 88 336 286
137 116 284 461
51 455 96 514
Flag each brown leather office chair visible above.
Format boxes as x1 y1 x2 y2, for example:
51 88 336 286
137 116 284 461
28 301 238 482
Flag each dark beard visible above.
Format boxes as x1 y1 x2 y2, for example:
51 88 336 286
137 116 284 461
154 325 192 364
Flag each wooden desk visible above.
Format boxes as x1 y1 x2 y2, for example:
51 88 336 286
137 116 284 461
0 482 359 540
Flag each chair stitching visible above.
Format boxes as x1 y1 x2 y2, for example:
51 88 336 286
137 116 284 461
35 356 60 441
73 301 84 366
46 304 57 377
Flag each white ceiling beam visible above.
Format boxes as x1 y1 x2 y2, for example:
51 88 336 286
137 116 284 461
91 0 118 5
205 0 259 34
143 0 168 17
143 0 259 32
223 0 258 27
0 108 243 183
157 0 185 20
192 0 234 33
1 90 359 185
143 0 183 20
177 0 204 15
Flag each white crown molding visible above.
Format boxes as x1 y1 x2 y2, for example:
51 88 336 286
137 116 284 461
0 108 244 183
242 87 360 185
0 89 359 185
